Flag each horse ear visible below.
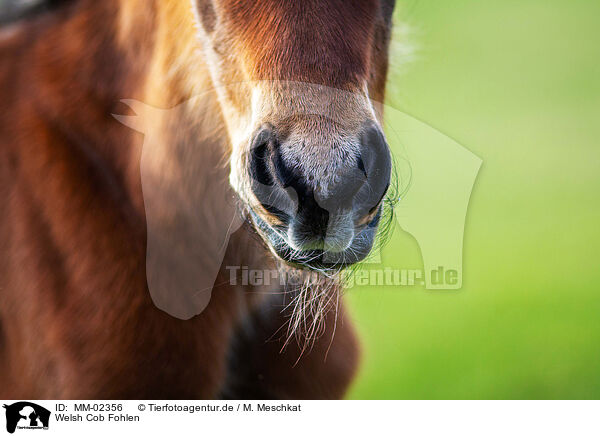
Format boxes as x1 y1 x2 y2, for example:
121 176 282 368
2 405 6 408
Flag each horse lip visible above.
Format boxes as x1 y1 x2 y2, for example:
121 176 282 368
248 207 381 270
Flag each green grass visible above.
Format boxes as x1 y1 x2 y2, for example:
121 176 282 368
346 0 600 399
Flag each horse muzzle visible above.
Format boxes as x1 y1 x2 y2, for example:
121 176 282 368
246 120 391 270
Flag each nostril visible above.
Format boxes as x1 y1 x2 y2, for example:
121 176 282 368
368 182 389 215
250 125 303 193
249 125 299 219
354 122 392 218
249 126 276 187
360 123 391 186
272 144 303 191
356 156 367 178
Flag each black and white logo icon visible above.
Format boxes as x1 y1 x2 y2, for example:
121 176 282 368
3 402 50 434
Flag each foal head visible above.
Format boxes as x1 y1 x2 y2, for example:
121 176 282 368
192 0 395 270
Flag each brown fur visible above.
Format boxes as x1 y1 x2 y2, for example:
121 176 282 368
219 0 376 87
0 0 394 399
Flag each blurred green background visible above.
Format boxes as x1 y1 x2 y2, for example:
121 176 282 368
347 0 600 399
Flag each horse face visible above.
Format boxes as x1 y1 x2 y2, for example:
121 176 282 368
193 0 395 269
